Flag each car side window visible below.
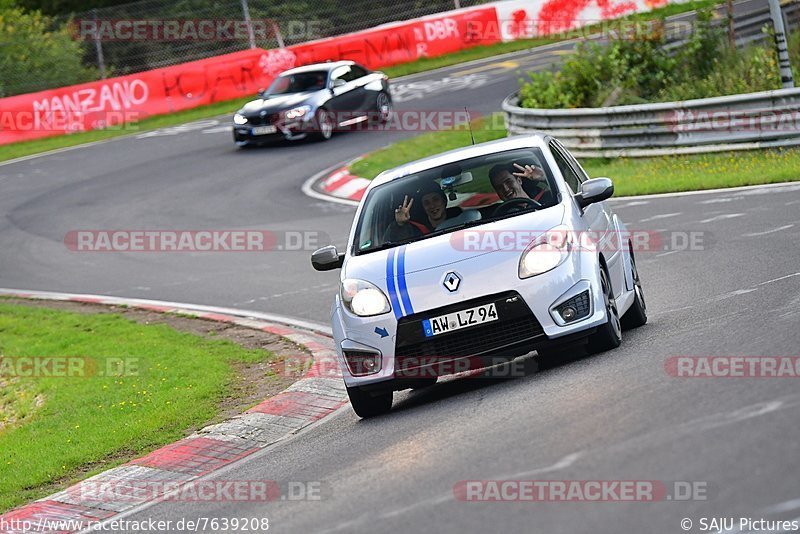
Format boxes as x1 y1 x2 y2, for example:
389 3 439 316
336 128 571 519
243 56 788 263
331 66 351 84
349 65 368 80
549 141 581 193
554 140 590 183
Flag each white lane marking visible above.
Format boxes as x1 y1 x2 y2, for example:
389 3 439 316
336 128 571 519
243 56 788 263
698 213 745 224
649 305 694 316
763 497 800 515
655 250 679 257
758 272 800 286
639 212 682 223
712 288 758 301
614 200 650 208
136 119 220 139
610 181 800 201
392 73 491 102
201 125 232 134
699 197 737 204
742 224 794 237
317 452 583 533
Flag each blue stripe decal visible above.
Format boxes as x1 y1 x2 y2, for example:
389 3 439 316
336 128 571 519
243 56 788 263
386 248 402 319
397 246 414 316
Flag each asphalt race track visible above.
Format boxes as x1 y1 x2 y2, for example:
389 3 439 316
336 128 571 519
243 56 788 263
2 1 800 531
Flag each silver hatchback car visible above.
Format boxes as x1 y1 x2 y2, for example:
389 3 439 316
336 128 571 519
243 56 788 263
312 135 647 417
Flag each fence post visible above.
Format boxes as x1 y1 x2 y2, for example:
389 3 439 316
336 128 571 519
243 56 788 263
240 0 257 49
93 9 107 79
768 0 795 87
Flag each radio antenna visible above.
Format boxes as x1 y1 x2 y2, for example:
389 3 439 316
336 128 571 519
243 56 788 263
464 107 475 145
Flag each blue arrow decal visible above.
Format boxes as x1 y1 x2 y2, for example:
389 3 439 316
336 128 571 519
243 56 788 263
374 327 389 338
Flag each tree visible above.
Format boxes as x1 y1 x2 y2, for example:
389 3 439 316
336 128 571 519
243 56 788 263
0 5 98 96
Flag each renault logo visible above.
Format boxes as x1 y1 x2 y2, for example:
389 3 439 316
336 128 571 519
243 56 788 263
443 271 461 292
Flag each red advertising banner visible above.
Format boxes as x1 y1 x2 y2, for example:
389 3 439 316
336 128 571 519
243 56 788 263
0 48 283 145
287 7 500 69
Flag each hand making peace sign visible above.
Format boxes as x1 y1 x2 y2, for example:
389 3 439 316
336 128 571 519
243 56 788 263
394 195 414 225
512 162 545 180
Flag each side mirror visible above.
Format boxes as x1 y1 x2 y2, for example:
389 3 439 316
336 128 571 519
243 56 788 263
257 87 266 98
311 245 344 271
575 177 614 209
332 78 346 89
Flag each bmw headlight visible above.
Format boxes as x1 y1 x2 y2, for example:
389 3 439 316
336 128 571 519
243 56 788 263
341 279 391 317
233 113 248 125
284 106 311 120
519 225 572 278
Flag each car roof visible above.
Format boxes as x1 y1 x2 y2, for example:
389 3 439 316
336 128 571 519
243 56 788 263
280 61 357 76
368 134 551 190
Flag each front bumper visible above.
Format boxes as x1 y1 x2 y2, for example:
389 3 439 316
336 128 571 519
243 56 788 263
232 118 312 145
332 254 608 389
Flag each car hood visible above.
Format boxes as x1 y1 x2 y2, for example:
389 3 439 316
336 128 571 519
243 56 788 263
240 93 315 116
345 203 565 282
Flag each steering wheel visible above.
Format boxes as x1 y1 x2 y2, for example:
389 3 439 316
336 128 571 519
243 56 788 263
492 197 542 217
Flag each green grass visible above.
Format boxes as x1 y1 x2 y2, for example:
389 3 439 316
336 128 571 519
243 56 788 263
348 113 800 195
0 0 721 164
0 303 276 513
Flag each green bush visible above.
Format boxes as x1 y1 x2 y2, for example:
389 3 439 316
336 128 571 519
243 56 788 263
519 10 792 109
0 5 97 97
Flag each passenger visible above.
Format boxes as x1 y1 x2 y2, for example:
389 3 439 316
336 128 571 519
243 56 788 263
383 181 448 243
489 162 551 204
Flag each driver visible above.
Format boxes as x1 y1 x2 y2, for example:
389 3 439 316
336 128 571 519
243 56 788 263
489 162 550 203
383 181 448 242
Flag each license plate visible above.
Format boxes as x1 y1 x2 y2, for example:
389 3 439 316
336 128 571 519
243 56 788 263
251 125 277 135
422 303 498 337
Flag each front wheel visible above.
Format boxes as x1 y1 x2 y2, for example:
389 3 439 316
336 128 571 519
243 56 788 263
375 91 392 123
312 108 334 141
346 385 392 418
587 266 622 353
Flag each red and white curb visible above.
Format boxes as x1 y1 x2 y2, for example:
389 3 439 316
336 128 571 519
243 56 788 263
319 166 370 202
0 289 346 534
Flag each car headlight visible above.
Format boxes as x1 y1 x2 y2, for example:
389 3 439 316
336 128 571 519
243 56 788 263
519 225 572 279
284 106 311 120
233 113 248 125
341 279 391 317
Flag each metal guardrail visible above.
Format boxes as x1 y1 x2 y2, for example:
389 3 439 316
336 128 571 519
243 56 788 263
662 0 800 52
503 2 800 157
503 89 800 157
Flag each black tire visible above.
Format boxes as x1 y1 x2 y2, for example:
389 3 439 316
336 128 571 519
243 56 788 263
621 247 647 329
587 266 622 353
375 91 392 124
312 108 334 141
346 385 392 418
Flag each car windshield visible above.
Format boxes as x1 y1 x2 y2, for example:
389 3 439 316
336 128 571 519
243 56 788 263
352 148 559 255
266 71 328 95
